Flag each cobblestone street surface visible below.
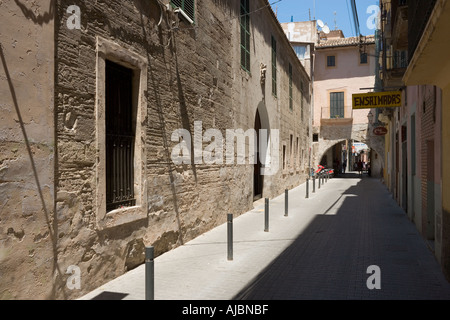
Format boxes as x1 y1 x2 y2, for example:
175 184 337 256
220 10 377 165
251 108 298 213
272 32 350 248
79 174 450 300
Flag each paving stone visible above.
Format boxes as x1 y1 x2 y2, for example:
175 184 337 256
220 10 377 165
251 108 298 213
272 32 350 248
78 175 450 300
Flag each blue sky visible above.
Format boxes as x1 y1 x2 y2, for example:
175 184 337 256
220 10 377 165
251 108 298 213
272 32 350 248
270 0 379 37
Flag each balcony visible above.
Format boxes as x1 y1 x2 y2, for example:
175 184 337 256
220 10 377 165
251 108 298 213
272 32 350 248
384 49 408 88
320 105 353 126
392 3 408 49
387 50 408 70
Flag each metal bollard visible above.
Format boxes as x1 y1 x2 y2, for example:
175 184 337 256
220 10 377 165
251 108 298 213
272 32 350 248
306 178 309 199
265 198 269 232
285 189 288 217
318 173 321 189
227 214 233 261
145 246 154 300
313 175 316 193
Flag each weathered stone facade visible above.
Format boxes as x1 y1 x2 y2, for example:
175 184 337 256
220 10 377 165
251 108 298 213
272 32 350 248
1 0 311 299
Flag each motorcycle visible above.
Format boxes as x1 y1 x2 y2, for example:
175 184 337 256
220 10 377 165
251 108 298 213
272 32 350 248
314 165 334 178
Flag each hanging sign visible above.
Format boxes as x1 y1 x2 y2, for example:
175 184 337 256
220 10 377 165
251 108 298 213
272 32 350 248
352 91 402 109
373 126 388 136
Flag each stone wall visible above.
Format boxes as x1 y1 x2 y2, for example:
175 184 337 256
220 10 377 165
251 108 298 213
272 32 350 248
0 0 56 299
52 0 311 300
0 0 311 299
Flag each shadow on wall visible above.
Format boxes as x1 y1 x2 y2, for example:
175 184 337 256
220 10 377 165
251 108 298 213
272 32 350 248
138 5 190 249
0 43 65 298
14 0 55 25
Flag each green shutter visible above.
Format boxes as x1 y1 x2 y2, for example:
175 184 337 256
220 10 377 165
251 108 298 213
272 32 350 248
289 63 293 111
272 36 277 96
330 92 344 118
240 0 250 72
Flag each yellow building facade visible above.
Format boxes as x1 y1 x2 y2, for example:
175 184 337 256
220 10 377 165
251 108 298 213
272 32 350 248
403 0 450 279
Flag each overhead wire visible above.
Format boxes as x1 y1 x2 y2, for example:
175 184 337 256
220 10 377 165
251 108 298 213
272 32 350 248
346 0 356 37
350 0 361 36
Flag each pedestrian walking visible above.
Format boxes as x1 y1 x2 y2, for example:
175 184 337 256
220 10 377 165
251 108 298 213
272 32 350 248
357 160 363 175
342 161 347 174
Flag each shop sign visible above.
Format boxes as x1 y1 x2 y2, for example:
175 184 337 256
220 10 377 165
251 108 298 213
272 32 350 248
353 91 402 109
373 126 388 136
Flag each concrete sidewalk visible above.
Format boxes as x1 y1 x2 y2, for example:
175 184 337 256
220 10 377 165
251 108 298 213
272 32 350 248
78 174 450 300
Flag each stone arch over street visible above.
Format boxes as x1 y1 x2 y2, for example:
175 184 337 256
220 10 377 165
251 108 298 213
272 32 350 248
313 123 385 178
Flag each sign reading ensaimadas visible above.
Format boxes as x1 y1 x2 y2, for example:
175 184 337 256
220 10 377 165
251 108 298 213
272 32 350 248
352 91 402 109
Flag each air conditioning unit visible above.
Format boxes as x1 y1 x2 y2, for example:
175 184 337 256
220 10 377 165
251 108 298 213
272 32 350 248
166 3 194 25
173 7 194 24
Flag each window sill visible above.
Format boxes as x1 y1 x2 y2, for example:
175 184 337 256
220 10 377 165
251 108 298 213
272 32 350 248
98 205 147 230
240 67 251 80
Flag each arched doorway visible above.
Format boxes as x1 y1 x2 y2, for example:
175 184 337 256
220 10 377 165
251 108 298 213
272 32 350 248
254 110 263 200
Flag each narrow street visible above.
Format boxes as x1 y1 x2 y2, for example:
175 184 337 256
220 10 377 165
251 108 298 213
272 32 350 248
236 173 450 300
2 0 450 302
80 173 450 300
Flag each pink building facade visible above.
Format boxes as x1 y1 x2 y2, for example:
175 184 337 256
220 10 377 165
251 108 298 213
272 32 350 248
382 84 443 255
312 32 382 176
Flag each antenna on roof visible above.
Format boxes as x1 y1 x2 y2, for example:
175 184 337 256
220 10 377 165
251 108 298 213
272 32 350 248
334 11 338 30
313 0 316 20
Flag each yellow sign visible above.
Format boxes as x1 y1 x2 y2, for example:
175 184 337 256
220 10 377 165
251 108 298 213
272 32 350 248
352 91 402 109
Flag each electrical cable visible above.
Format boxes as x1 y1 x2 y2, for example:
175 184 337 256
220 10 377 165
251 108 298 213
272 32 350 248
346 0 355 37
350 0 361 36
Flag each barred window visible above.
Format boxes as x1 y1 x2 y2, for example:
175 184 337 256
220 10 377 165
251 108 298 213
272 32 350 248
105 60 136 212
360 52 368 64
327 55 336 67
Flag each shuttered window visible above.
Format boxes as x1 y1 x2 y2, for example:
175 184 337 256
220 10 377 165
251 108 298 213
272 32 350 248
330 92 345 118
289 63 293 111
272 35 277 97
240 0 251 72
